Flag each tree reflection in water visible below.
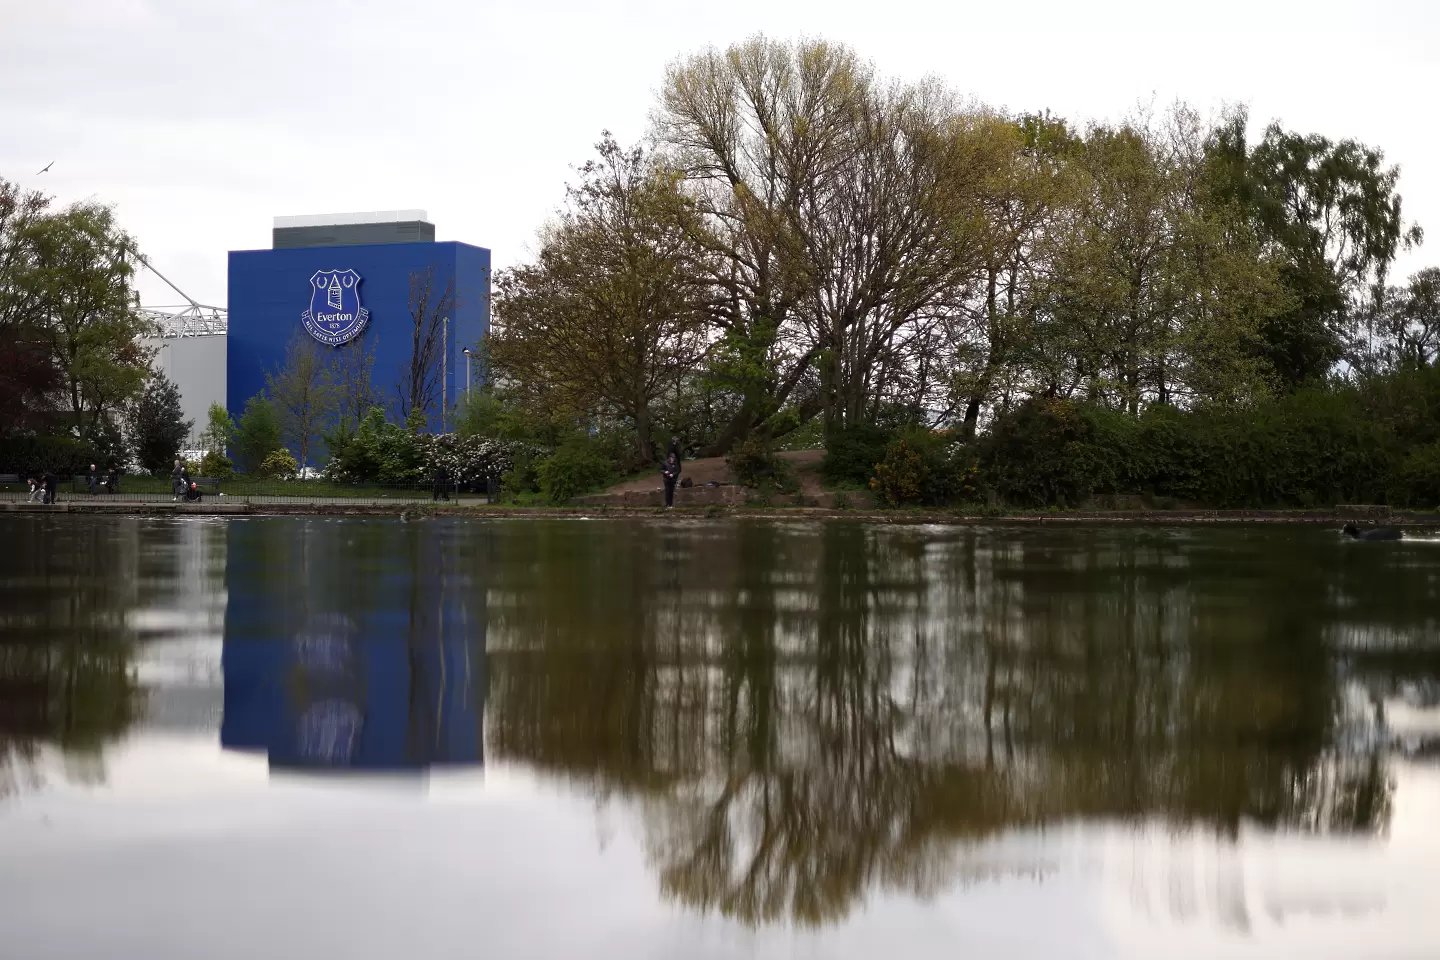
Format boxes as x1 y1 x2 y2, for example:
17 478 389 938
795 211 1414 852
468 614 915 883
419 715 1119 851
486 521 1433 927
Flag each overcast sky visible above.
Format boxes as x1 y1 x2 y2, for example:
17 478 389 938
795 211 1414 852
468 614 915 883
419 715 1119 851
3 0 1436 308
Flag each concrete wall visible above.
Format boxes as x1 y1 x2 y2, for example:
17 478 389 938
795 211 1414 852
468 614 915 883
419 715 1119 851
141 333 227 448
273 220 435 249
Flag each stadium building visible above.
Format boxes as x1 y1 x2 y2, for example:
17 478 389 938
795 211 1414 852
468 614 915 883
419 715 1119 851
226 211 491 433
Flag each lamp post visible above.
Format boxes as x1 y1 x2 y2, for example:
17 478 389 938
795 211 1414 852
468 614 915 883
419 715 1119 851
462 348 472 402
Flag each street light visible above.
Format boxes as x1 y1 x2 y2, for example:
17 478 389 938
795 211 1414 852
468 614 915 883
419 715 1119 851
462 348 473 402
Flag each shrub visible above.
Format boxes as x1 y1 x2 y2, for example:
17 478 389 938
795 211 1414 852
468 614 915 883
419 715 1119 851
499 452 540 502
727 435 798 492
871 429 981 507
976 399 1101 508
258 449 299 480
418 432 540 488
199 450 235 480
822 423 892 485
537 439 613 503
326 407 424 484
1393 442 1440 508
0 435 98 476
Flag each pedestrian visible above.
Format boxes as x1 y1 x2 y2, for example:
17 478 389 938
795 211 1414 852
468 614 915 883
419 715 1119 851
27 476 43 502
86 462 100 495
108 465 120 495
171 458 185 501
661 439 682 509
42 470 57 505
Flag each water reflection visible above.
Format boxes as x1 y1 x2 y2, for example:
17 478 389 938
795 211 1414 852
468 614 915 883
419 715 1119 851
485 522 1438 925
220 519 486 774
3 515 1439 946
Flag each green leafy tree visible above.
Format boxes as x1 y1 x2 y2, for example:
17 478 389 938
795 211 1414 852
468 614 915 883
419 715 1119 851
1206 110 1424 385
199 402 235 454
266 332 334 470
492 134 711 464
25 202 155 442
233 393 282 474
127 371 193 474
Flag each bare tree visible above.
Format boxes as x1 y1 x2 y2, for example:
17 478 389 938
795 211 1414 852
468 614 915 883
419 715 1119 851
397 266 454 424
327 335 380 433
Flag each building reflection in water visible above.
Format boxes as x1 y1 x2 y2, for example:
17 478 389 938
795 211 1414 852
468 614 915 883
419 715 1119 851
219 518 486 775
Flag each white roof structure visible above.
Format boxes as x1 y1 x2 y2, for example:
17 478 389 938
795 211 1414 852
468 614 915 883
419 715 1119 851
273 210 430 229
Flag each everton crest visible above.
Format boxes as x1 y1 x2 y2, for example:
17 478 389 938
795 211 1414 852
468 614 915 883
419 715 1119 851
302 269 370 346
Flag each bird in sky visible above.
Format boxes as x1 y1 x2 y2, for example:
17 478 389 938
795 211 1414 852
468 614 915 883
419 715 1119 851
37 161 54 175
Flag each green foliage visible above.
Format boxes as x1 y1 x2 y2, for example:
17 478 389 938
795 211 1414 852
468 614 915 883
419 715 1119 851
726 435 797 493
832 491 853 511
823 423 893 485
233 394 283 474
198 450 235 480
500 451 541 501
128 372 193 474
977 401 1100 507
1393 443 1440 507
326 407 424 484
0 435 98 475
871 429 981 507
199 402 236 455
258 448 299 480
536 438 613 503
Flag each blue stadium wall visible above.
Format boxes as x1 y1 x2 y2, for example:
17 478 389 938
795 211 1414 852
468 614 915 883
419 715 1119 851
226 240 490 433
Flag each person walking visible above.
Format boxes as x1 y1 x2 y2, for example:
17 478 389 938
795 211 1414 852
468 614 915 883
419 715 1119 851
171 459 185 501
661 438 682 509
86 463 100 495
27 476 43 502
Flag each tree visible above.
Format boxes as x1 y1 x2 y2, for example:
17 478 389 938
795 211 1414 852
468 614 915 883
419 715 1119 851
127 371 192 473
326 336 380 435
266 333 334 470
233 393 282 474
1206 111 1423 385
199 402 236 455
25 202 155 442
656 36 873 452
491 134 711 463
397 266 453 425
1373 268 1440 370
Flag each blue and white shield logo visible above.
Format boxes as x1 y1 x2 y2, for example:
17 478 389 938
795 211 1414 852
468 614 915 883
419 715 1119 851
302 269 370 346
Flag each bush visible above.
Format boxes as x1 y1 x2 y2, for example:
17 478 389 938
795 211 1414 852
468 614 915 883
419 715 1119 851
870 429 980 507
0 435 98 476
418 432 540 488
727 435 798 492
537 439 613 503
258 449 299 480
326 407 424 484
500 451 540 502
1393 442 1440 507
823 423 893 485
199 450 235 480
977 399 1100 508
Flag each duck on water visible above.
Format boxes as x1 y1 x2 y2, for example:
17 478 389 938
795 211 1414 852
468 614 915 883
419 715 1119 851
1342 523 1404 541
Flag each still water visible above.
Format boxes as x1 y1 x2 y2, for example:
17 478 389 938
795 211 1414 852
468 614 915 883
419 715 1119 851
2 515 1438 959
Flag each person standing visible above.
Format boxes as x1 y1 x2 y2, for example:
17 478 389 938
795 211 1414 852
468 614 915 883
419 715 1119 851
171 458 185 501
86 463 100 495
108 465 120 495
42 470 57 505
661 440 681 509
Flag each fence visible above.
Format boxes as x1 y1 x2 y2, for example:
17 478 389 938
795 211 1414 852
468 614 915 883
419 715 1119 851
0 474 501 506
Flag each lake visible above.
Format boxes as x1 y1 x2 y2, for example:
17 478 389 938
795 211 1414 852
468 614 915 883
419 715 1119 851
1 515 1438 959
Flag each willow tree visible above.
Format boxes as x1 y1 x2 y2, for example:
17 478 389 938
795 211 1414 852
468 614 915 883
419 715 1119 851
491 134 711 464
